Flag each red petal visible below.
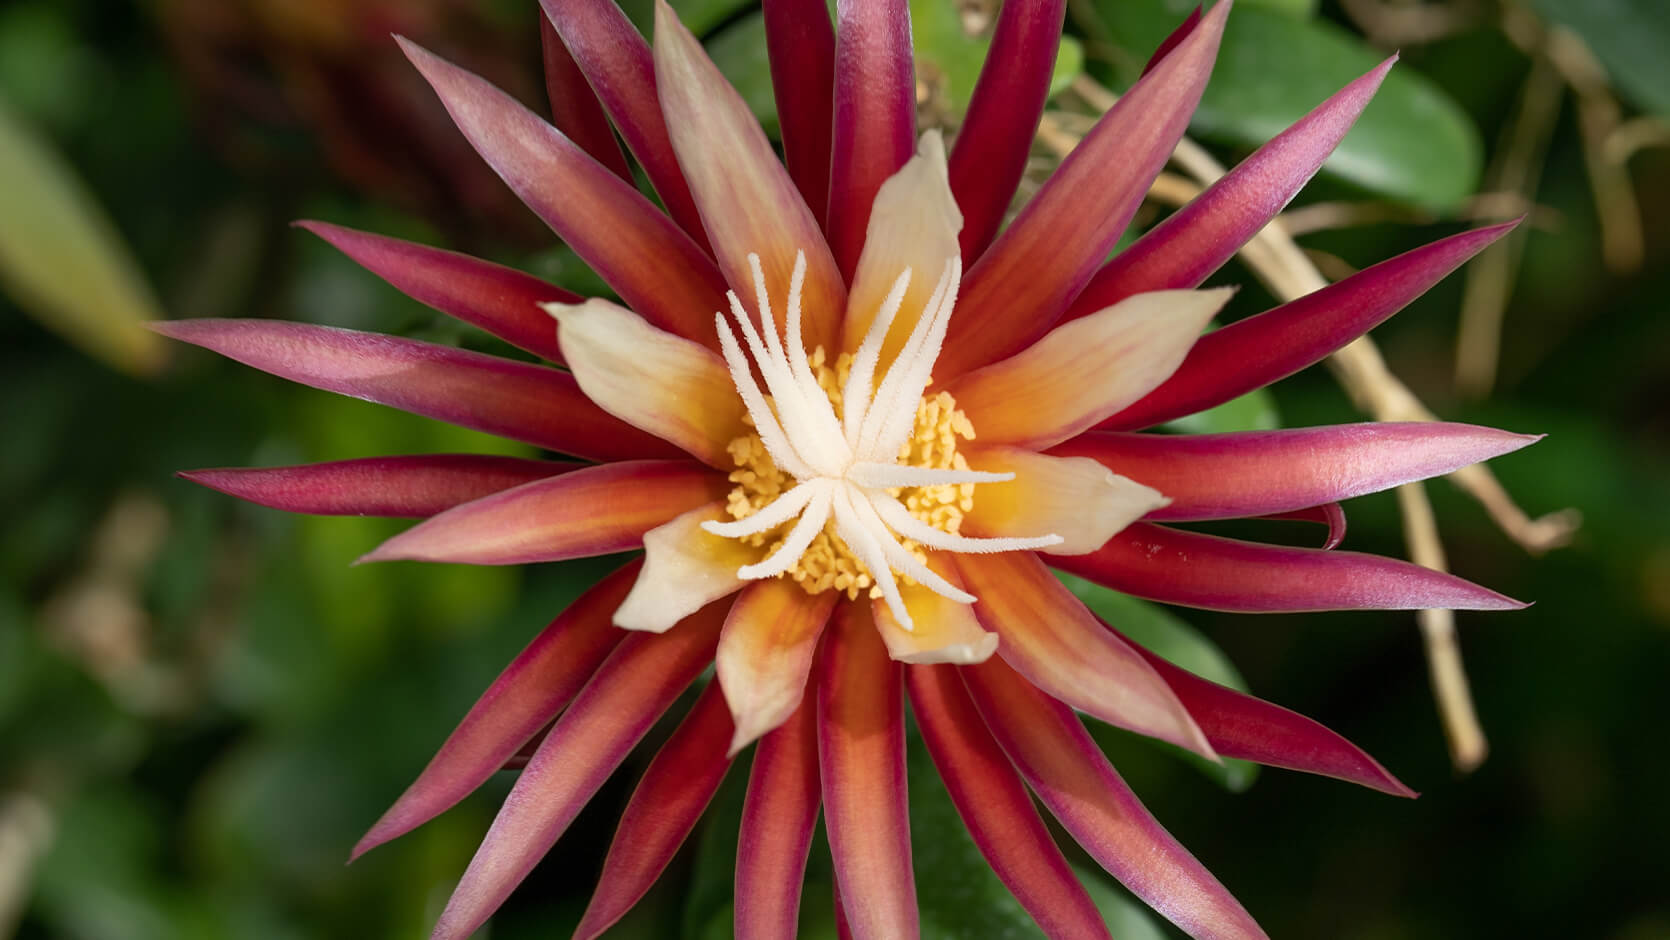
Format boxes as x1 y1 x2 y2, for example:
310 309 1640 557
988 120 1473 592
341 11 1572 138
1068 57 1396 317
948 0 1066 262
296 221 572 363
1142 6 1202 75
351 562 636 860
538 11 633 182
736 697 821 940
1054 522 1528 612
935 0 1229 378
1101 221 1519 430
906 664 1112 940
180 455 575 518
151 318 678 461
763 0 837 225
535 0 712 252
964 656 1267 940
400 38 727 346
826 0 917 280
429 600 727 940
1261 503 1348 550
1121 637 1416 797
358 460 727 566
818 602 916 939
573 681 735 940
1052 423 1541 522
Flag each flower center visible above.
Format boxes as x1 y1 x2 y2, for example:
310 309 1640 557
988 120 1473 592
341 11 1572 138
702 250 1061 630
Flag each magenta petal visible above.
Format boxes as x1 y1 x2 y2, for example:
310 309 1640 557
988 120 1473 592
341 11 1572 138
1068 57 1396 317
573 681 735 940
1262 503 1348 550
935 1 1228 378
948 0 1066 263
358 460 727 566
535 0 712 253
819 602 916 939
1052 423 1541 522
352 563 636 860
430 601 727 940
1142 5 1202 75
297 221 573 363
399 38 727 346
152 318 679 461
826 0 916 279
763 0 837 225
1101 221 1519 430
1119 636 1416 797
964 657 1267 940
1054 522 1528 612
736 698 821 940
538 11 633 182
180 455 576 518
907 664 1113 940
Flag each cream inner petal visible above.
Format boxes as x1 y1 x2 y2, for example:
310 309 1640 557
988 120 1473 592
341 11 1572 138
701 250 1062 630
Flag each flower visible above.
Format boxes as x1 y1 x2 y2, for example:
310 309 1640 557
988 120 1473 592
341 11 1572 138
155 1 1536 937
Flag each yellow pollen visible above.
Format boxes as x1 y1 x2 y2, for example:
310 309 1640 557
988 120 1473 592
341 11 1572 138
723 347 978 600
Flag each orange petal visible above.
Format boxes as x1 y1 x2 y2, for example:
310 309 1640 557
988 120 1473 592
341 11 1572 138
614 503 755 632
716 580 839 755
946 288 1230 450
651 1 844 353
547 298 745 468
953 550 1215 759
871 552 997 664
839 132 963 363
962 446 1168 555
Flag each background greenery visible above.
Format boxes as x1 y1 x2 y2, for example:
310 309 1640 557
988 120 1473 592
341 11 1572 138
2 0 1667 937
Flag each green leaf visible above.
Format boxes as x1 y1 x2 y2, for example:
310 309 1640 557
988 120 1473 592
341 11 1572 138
1074 867 1171 940
1161 387 1281 433
911 0 1086 118
706 13 780 136
1526 0 1670 115
1087 0 1483 210
0 95 167 375
618 0 755 36
1057 572 1261 791
1239 0 1318 17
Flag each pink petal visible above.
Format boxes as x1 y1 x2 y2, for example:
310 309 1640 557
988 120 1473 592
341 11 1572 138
948 0 1066 262
1054 522 1528 612
1119 635 1415 797
716 581 838 755
1068 58 1396 317
572 680 735 940
1101 221 1519 430
535 0 712 252
964 657 1267 940
763 0 837 225
652 1 846 354
351 562 636 860
818 602 916 939
538 11 632 182
1143 6 1202 75
952 551 1215 758
151 319 678 461
736 697 821 940
935 1 1229 379
1052 423 1541 522
906 664 1112 940
358 460 727 566
826 0 917 280
180 455 576 518
429 600 727 940
298 221 573 363
399 38 727 346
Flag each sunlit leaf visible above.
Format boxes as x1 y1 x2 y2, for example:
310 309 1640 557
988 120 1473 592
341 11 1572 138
1526 0 1670 115
0 95 166 375
911 0 1085 118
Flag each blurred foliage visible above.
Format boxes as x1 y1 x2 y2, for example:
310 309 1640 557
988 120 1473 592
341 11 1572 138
1 0 1668 938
